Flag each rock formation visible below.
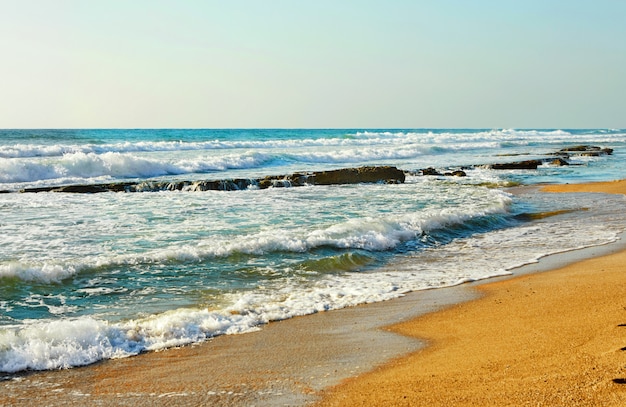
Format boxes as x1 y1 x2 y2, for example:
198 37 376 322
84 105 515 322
19 166 407 194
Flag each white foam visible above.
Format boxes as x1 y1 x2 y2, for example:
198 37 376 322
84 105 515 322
0 213 622 373
0 262 78 284
0 308 263 372
2 209 620 373
2 129 623 160
0 151 277 186
0 318 130 372
0 187 512 283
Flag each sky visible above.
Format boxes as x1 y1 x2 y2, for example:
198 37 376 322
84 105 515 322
0 0 624 129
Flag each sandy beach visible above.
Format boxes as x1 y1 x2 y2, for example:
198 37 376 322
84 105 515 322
317 180 626 406
2 180 626 406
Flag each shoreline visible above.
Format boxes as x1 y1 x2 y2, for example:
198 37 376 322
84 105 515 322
1 279 480 406
316 180 626 406
317 248 626 406
2 180 626 406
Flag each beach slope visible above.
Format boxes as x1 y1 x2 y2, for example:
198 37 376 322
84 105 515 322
316 181 626 406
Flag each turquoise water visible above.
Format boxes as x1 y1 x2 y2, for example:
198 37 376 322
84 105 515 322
1 129 625 372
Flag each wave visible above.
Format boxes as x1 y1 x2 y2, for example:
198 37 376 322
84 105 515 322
0 285 355 373
0 137 404 159
0 151 274 184
3 189 625 373
1 220 621 373
0 250 500 373
0 147 429 185
0 193 513 284
2 129 623 159
2 128 622 186
356 129 626 146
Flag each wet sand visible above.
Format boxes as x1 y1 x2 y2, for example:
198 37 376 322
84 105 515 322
2 180 626 406
1 283 478 406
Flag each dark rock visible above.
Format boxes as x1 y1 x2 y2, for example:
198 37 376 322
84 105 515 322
573 148 613 157
57 185 110 193
311 166 405 185
258 175 305 189
258 178 273 189
558 145 612 156
12 143 617 194
15 166 405 193
443 170 467 177
490 160 542 170
421 167 442 176
188 181 219 191
550 151 570 157
560 145 600 152
20 187 54 193
287 173 309 187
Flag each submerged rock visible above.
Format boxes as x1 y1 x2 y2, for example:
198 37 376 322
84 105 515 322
421 167 442 176
21 183 135 193
444 170 467 177
489 160 542 170
558 145 613 156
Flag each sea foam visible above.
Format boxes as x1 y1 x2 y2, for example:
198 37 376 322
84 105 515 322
0 188 512 284
1 215 620 373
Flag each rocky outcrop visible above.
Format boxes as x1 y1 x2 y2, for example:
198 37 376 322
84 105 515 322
19 166 406 194
557 145 613 156
419 168 466 177
419 146 612 175
310 166 405 185
485 145 613 170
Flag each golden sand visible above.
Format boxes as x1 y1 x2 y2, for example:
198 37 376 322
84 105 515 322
541 179 626 194
316 180 626 406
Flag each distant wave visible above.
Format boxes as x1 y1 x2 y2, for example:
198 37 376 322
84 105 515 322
0 137 397 159
356 129 625 146
2 129 623 159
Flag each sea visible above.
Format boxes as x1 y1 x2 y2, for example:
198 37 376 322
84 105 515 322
1 128 625 374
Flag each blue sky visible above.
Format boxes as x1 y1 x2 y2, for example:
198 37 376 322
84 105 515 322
0 0 624 128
